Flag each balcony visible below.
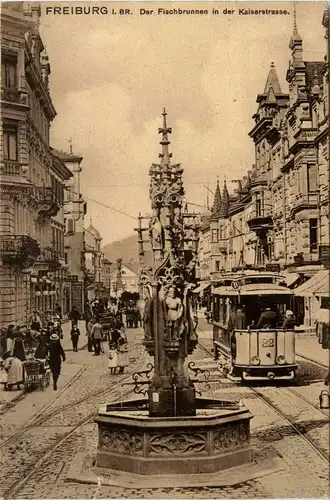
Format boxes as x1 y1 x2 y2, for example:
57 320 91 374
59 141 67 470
0 235 40 266
1 86 29 107
37 187 60 218
247 210 273 231
38 247 61 270
289 128 318 154
290 193 318 217
0 161 27 177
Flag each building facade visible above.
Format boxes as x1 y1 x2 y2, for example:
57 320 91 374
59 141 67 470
109 262 139 298
52 149 87 316
198 12 329 326
84 220 111 301
0 3 72 326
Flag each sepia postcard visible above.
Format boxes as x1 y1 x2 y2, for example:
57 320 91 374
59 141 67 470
0 1 329 499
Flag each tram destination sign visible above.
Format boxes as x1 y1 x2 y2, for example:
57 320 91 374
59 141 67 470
265 263 281 273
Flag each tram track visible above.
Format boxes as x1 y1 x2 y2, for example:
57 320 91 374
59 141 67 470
1 343 149 500
0 341 146 449
197 340 330 465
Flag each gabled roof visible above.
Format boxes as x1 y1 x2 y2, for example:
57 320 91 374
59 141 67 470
264 63 282 94
211 181 221 217
109 261 140 276
51 148 83 163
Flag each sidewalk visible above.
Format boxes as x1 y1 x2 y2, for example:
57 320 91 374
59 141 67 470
296 336 329 368
0 320 87 411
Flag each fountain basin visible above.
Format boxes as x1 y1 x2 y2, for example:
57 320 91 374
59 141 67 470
94 398 253 476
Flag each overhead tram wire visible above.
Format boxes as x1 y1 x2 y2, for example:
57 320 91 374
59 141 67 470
15 138 219 217
16 139 139 220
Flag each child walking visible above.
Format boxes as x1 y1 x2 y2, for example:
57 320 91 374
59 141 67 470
108 343 118 375
70 324 80 352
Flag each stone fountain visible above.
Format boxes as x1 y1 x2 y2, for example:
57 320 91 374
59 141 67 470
66 111 283 488
92 110 254 483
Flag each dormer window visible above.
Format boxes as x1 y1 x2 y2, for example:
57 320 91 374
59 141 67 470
1 53 17 88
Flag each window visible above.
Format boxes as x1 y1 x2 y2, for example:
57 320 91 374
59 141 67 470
66 218 75 234
215 261 220 272
212 229 217 242
3 123 18 161
256 199 262 217
307 164 318 192
309 218 318 252
2 54 17 88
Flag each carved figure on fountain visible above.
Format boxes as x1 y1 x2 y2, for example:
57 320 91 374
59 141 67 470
149 215 164 253
164 285 184 341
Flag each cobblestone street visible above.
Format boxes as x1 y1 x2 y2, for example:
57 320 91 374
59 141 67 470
0 321 328 499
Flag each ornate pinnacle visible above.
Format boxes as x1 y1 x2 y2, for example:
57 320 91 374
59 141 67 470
158 107 172 162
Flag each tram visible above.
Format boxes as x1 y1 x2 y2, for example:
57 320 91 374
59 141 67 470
212 269 298 382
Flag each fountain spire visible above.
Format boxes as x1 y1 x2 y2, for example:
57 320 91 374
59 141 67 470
158 107 172 164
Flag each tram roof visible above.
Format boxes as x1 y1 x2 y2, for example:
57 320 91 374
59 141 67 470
213 283 293 296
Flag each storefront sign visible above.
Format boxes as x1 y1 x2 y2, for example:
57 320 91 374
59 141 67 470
71 281 83 313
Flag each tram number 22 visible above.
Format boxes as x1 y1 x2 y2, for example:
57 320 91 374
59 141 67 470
261 338 274 348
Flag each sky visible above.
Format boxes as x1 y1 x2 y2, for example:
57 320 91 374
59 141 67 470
40 1 327 245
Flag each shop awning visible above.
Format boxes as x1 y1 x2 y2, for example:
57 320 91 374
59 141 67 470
192 283 211 294
294 270 329 297
312 272 330 297
214 283 293 296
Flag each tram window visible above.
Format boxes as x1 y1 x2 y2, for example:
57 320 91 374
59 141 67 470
213 297 220 322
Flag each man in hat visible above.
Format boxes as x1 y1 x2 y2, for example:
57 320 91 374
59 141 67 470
227 305 247 332
257 306 277 329
48 334 65 390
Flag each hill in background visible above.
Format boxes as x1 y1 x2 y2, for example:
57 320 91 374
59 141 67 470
103 234 152 266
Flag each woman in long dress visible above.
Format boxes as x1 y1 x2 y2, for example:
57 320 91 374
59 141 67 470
2 351 24 390
117 330 129 374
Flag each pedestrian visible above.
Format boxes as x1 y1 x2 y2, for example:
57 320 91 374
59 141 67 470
227 305 247 332
11 337 26 362
70 324 80 352
54 303 62 320
1 351 24 391
314 307 329 344
6 324 15 352
30 310 42 332
68 306 80 327
35 334 49 360
257 306 277 329
117 330 129 374
91 320 103 356
86 318 95 352
108 343 118 375
282 310 296 329
48 333 65 391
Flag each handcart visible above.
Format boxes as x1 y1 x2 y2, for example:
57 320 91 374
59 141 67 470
23 358 51 392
